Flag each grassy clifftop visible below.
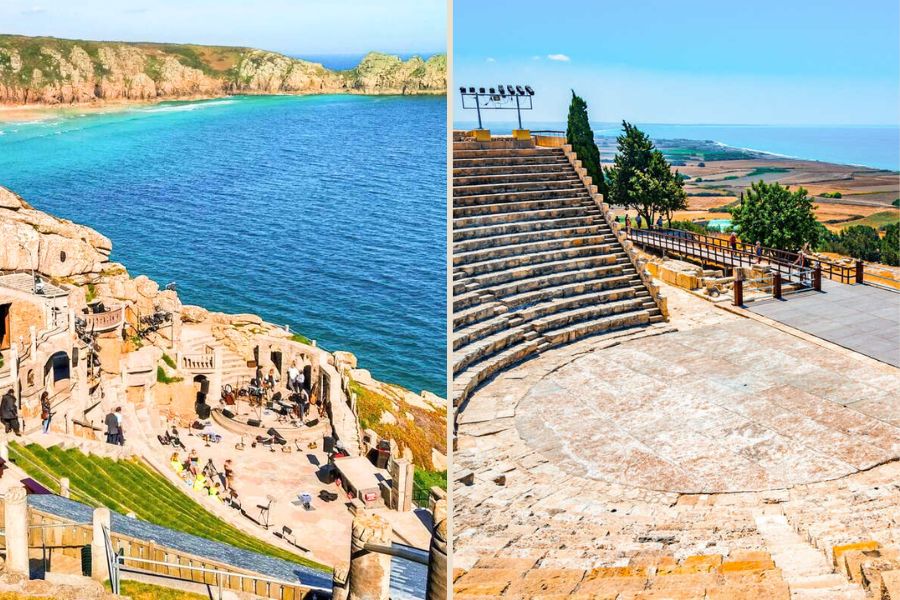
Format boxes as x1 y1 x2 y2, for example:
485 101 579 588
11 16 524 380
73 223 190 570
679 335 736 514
0 34 446 104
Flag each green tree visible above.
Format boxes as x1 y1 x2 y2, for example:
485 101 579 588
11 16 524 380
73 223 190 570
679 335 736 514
566 91 607 197
879 223 899 266
605 121 687 226
839 225 882 262
731 181 821 250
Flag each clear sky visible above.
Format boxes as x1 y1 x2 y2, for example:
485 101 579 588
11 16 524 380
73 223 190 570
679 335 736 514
454 0 900 125
0 0 446 56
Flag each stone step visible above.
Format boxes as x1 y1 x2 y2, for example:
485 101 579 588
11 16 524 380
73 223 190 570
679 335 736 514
455 223 613 254
453 155 570 168
453 147 563 159
454 232 618 266
456 253 631 295
454 292 645 351
454 204 600 229
452 138 536 150
453 214 606 242
453 162 573 178
453 170 578 187
454 298 650 376
452 339 540 407
453 178 583 198
453 191 592 214
453 263 635 312
455 242 623 278
539 310 652 349
453 196 595 219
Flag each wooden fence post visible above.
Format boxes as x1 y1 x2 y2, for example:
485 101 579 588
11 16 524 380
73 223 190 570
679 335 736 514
733 269 743 307
773 272 782 299
813 264 822 291
855 260 864 284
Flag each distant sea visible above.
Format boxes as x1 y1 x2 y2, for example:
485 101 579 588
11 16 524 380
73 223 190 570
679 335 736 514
294 53 438 70
1 95 447 396
454 121 900 172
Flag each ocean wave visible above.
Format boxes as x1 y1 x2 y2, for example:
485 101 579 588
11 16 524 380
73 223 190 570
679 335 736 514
143 99 237 114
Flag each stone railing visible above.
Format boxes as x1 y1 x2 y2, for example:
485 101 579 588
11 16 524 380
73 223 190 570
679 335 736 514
82 306 124 333
181 352 216 371
561 144 669 319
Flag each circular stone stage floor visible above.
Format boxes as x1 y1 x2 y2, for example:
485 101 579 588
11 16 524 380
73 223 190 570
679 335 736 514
515 315 900 493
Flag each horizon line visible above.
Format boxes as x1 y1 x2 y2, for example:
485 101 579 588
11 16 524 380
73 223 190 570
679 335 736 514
453 120 900 128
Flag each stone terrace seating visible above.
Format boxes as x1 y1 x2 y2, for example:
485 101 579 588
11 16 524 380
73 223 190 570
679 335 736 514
781 461 900 597
452 135 663 407
454 550 792 599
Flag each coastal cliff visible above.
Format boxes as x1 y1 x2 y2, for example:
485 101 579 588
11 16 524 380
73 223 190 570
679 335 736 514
0 34 446 105
0 184 447 472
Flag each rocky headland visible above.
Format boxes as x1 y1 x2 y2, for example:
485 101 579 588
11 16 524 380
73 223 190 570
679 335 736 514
0 34 446 106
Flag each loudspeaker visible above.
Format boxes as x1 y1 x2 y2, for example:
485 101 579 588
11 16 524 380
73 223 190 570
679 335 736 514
247 418 262 428
323 436 334 453
221 409 235 419
199 378 210 395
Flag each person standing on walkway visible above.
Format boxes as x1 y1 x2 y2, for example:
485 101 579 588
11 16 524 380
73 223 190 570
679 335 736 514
729 232 738 251
40 391 52 434
636 214 643 229
104 407 121 445
1 388 20 436
656 215 663 229
754 241 762 263
625 215 631 235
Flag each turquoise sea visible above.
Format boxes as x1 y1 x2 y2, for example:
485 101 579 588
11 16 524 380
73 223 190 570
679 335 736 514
455 121 900 171
1 95 447 396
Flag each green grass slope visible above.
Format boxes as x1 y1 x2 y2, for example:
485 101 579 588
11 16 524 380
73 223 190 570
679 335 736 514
8 441 328 572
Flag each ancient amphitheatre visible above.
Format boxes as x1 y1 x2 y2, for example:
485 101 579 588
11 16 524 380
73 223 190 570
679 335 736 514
452 130 900 599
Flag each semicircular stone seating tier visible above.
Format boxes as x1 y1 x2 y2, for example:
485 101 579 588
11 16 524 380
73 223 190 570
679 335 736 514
452 134 664 407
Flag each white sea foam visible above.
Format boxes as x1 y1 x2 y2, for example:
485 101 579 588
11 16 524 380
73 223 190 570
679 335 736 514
144 99 237 114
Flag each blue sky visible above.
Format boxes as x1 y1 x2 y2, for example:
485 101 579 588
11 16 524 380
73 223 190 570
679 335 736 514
0 0 445 56
454 0 900 125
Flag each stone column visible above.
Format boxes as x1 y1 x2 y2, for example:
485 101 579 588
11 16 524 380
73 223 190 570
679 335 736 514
331 562 350 600
90 507 111 582
390 458 414 512
348 513 392 600
0 440 9 462
426 498 448 600
59 477 70 499
4 484 29 576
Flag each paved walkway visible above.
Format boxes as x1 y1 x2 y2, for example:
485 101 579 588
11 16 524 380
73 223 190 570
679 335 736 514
748 280 900 367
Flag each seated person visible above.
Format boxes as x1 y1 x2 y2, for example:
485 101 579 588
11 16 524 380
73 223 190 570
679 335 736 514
208 482 222 501
170 452 183 473
192 473 207 493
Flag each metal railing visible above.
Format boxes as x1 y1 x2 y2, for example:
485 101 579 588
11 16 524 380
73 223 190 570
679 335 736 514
633 227 860 284
530 130 567 147
629 228 827 286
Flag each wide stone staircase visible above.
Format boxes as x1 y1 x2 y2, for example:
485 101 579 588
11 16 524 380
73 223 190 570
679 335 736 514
452 136 664 407
181 329 255 389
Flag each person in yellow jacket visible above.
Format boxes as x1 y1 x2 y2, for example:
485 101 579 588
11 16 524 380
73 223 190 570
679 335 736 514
208 482 222 502
192 473 207 493
170 452 184 473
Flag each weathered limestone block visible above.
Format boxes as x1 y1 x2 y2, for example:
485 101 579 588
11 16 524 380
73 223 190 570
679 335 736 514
180 305 209 323
348 513 392 600
335 351 358 370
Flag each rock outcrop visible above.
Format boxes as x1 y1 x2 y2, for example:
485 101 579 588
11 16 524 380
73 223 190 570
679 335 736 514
0 35 446 106
0 186 112 278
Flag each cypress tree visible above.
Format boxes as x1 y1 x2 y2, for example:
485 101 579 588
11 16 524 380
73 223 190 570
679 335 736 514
566 91 607 197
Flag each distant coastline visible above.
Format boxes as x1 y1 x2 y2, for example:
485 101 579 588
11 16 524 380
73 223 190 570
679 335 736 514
454 122 900 172
0 33 447 109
